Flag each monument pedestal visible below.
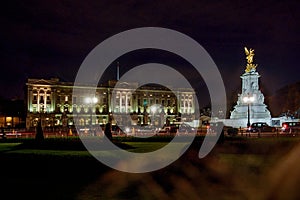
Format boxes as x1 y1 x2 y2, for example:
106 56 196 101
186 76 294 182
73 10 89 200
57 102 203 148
230 70 271 121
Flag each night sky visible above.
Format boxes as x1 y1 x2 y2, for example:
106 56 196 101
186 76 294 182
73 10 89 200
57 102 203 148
1 0 299 105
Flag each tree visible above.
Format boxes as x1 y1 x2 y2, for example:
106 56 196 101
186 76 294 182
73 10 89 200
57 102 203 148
104 122 112 140
35 119 44 141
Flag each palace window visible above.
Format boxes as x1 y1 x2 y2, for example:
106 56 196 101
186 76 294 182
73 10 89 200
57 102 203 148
150 99 153 105
121 95 126 106
39 95 44 103
127 96 131 106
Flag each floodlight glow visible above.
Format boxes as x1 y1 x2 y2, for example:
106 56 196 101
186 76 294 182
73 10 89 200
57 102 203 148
85 97 91 104
150 105 157 113
243 96 255 103
93 97 98 103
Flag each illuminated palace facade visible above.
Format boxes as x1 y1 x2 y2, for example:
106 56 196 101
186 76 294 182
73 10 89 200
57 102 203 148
26 78 196 129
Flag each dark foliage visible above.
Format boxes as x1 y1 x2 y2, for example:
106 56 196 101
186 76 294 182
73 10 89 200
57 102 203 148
35 120 44 141
227 127 239 136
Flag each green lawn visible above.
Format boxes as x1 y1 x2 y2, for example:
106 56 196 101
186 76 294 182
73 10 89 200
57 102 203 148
0 140 171 160
1 137 300 199
5 148 92 157
0 143 21 152
124 142 169 153
0 141 176 161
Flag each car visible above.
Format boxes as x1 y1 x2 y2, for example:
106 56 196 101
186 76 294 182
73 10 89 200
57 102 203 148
136 125 156 135
158 123 195 134
206 122 224 134
158 125 177 134
281 122 300 134
117 125 157 136
248 122 275 133
176 123 196 133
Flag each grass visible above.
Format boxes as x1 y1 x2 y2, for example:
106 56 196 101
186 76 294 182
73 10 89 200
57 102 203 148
1 137 300 199
6 148 92 157
0 143 21 152
1 141 176 157
124 142 172 153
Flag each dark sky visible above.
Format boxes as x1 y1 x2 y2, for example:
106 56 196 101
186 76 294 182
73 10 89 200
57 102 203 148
1 0 299 103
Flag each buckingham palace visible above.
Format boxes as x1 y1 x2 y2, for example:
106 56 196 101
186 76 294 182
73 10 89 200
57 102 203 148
25 78 196 129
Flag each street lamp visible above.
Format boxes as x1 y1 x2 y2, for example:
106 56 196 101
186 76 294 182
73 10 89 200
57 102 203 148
85 97 98 126
150 104 164 127
150 105 158 126
243 95 255 128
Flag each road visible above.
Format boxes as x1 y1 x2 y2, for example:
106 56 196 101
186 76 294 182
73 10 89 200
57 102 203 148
1 128 299 139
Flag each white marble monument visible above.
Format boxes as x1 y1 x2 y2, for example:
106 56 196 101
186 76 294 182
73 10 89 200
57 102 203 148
230 47 271 121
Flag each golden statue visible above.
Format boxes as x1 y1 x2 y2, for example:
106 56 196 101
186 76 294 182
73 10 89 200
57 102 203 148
244 47 258 73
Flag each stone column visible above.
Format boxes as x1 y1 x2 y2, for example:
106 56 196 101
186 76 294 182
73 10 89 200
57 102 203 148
44 90 47 112
119 92 122 113
37 90 40 112
125 93 128 113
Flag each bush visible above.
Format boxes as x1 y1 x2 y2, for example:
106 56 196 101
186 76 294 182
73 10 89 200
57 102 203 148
227 127 239 136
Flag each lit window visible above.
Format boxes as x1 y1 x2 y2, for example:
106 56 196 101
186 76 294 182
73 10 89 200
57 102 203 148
65 96 68 102
127 97 131 106
122 96 126 106
150 99 153 105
